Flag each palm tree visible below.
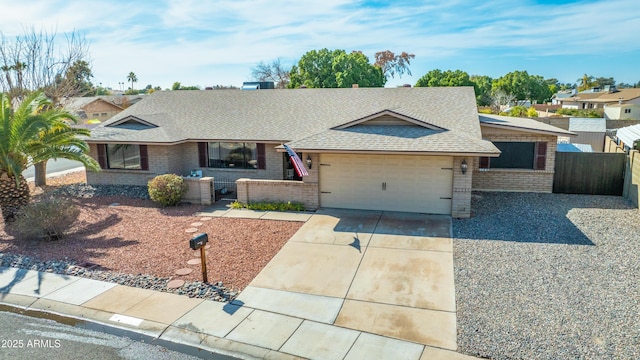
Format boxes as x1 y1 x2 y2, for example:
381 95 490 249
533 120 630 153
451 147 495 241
578 74 595 92
127 72 138 93
31 105 101 186
0 92 99 221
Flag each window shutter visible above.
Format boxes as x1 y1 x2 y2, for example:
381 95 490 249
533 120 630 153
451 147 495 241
97 144 107 169
139 145 149 170
479 157 490 169
534 142 547 170
257 143 266 170
198 142 207 167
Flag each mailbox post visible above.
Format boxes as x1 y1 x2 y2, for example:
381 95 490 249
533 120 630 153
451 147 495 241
189 233 209 283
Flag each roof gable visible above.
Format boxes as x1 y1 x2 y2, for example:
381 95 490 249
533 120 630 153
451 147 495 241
107 115 158 129
333 109 446 131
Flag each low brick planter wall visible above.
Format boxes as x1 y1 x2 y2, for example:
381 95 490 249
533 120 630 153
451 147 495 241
182 176 214 205
236 178 319 210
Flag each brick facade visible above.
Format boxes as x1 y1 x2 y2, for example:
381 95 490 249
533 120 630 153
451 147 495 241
87 142 286 186
474 127 556 193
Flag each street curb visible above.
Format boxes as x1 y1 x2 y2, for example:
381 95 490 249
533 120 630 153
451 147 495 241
25 167 85 182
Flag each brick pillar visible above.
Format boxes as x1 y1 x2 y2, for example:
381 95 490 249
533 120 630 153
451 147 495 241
452 157 472 218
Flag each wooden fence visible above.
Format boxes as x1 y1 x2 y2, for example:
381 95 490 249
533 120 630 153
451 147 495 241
553 152 626 195
623 150 640 207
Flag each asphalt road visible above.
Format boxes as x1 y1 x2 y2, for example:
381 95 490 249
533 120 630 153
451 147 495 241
0 310 226 360
22 158 84 179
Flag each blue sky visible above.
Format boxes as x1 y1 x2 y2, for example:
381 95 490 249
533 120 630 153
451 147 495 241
1 0 638 90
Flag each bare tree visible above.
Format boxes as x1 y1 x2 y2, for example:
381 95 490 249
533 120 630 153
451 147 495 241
490 90 516 114
374 50 415 79
250 59 290 89
0 28 92 103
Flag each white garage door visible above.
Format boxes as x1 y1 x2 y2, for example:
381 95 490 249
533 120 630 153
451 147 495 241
319 154 453 214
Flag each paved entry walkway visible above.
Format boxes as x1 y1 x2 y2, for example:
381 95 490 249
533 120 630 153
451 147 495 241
234 208 462 358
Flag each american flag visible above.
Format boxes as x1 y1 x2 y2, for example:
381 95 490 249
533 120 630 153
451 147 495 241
283 144 309 177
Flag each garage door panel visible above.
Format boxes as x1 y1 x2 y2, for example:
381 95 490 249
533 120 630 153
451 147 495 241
319 154 453 214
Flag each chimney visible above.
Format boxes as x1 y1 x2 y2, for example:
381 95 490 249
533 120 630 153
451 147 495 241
352 84 359 88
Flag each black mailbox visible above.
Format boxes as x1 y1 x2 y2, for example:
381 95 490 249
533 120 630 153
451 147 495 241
190 233 208 250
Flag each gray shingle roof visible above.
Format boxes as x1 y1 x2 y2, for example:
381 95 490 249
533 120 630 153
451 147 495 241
284 125 499 154
90 87 482 145
479 114 575 136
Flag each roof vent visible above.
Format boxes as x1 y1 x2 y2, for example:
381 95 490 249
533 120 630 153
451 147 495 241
352 84 359 88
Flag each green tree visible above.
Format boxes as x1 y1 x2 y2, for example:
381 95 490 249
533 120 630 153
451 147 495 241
0 92 99 219
594 76 615 88
51 60 94 98
288 49 385 88
470 75 493 106
492 71 551 104
127 72 137 92
415 69 476 88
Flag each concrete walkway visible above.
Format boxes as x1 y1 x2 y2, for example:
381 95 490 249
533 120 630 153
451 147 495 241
0 207 480 360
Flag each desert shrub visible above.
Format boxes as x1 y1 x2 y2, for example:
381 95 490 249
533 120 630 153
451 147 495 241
11 197 80 240
148 174 188 206
231 201 305 212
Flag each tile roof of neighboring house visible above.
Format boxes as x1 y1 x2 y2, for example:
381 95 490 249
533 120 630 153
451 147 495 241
568 118 606 132
89 87 484 147
478 114 575 136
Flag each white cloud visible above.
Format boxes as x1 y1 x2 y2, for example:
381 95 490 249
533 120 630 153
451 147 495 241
1 0 638 87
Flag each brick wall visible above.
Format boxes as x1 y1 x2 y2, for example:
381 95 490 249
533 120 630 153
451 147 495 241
182 176 214 205
474 128 556 193
236 179 319 210
452 156 472 218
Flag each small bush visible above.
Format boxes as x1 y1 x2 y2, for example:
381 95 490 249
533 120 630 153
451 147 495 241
11 197 80 241
231 201 305 212
148 174 188 206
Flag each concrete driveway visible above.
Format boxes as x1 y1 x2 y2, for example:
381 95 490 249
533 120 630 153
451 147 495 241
236 208 457 351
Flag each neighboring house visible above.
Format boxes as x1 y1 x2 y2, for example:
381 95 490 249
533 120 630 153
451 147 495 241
85 87 571 218
474 114 573 193
551 89 577 105
62 95 144 122
604 103 640 120
558 86 640 110
614 124 640 151
568 118 606 152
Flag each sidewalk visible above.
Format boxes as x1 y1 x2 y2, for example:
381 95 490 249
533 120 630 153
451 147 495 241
0 208 479 360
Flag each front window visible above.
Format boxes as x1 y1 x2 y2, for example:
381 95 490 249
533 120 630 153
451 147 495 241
207 142 258 169
490 142 535 169
107 144 141 169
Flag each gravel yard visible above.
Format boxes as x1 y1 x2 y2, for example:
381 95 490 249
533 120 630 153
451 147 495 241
453 192 639 360
1 172 303 301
